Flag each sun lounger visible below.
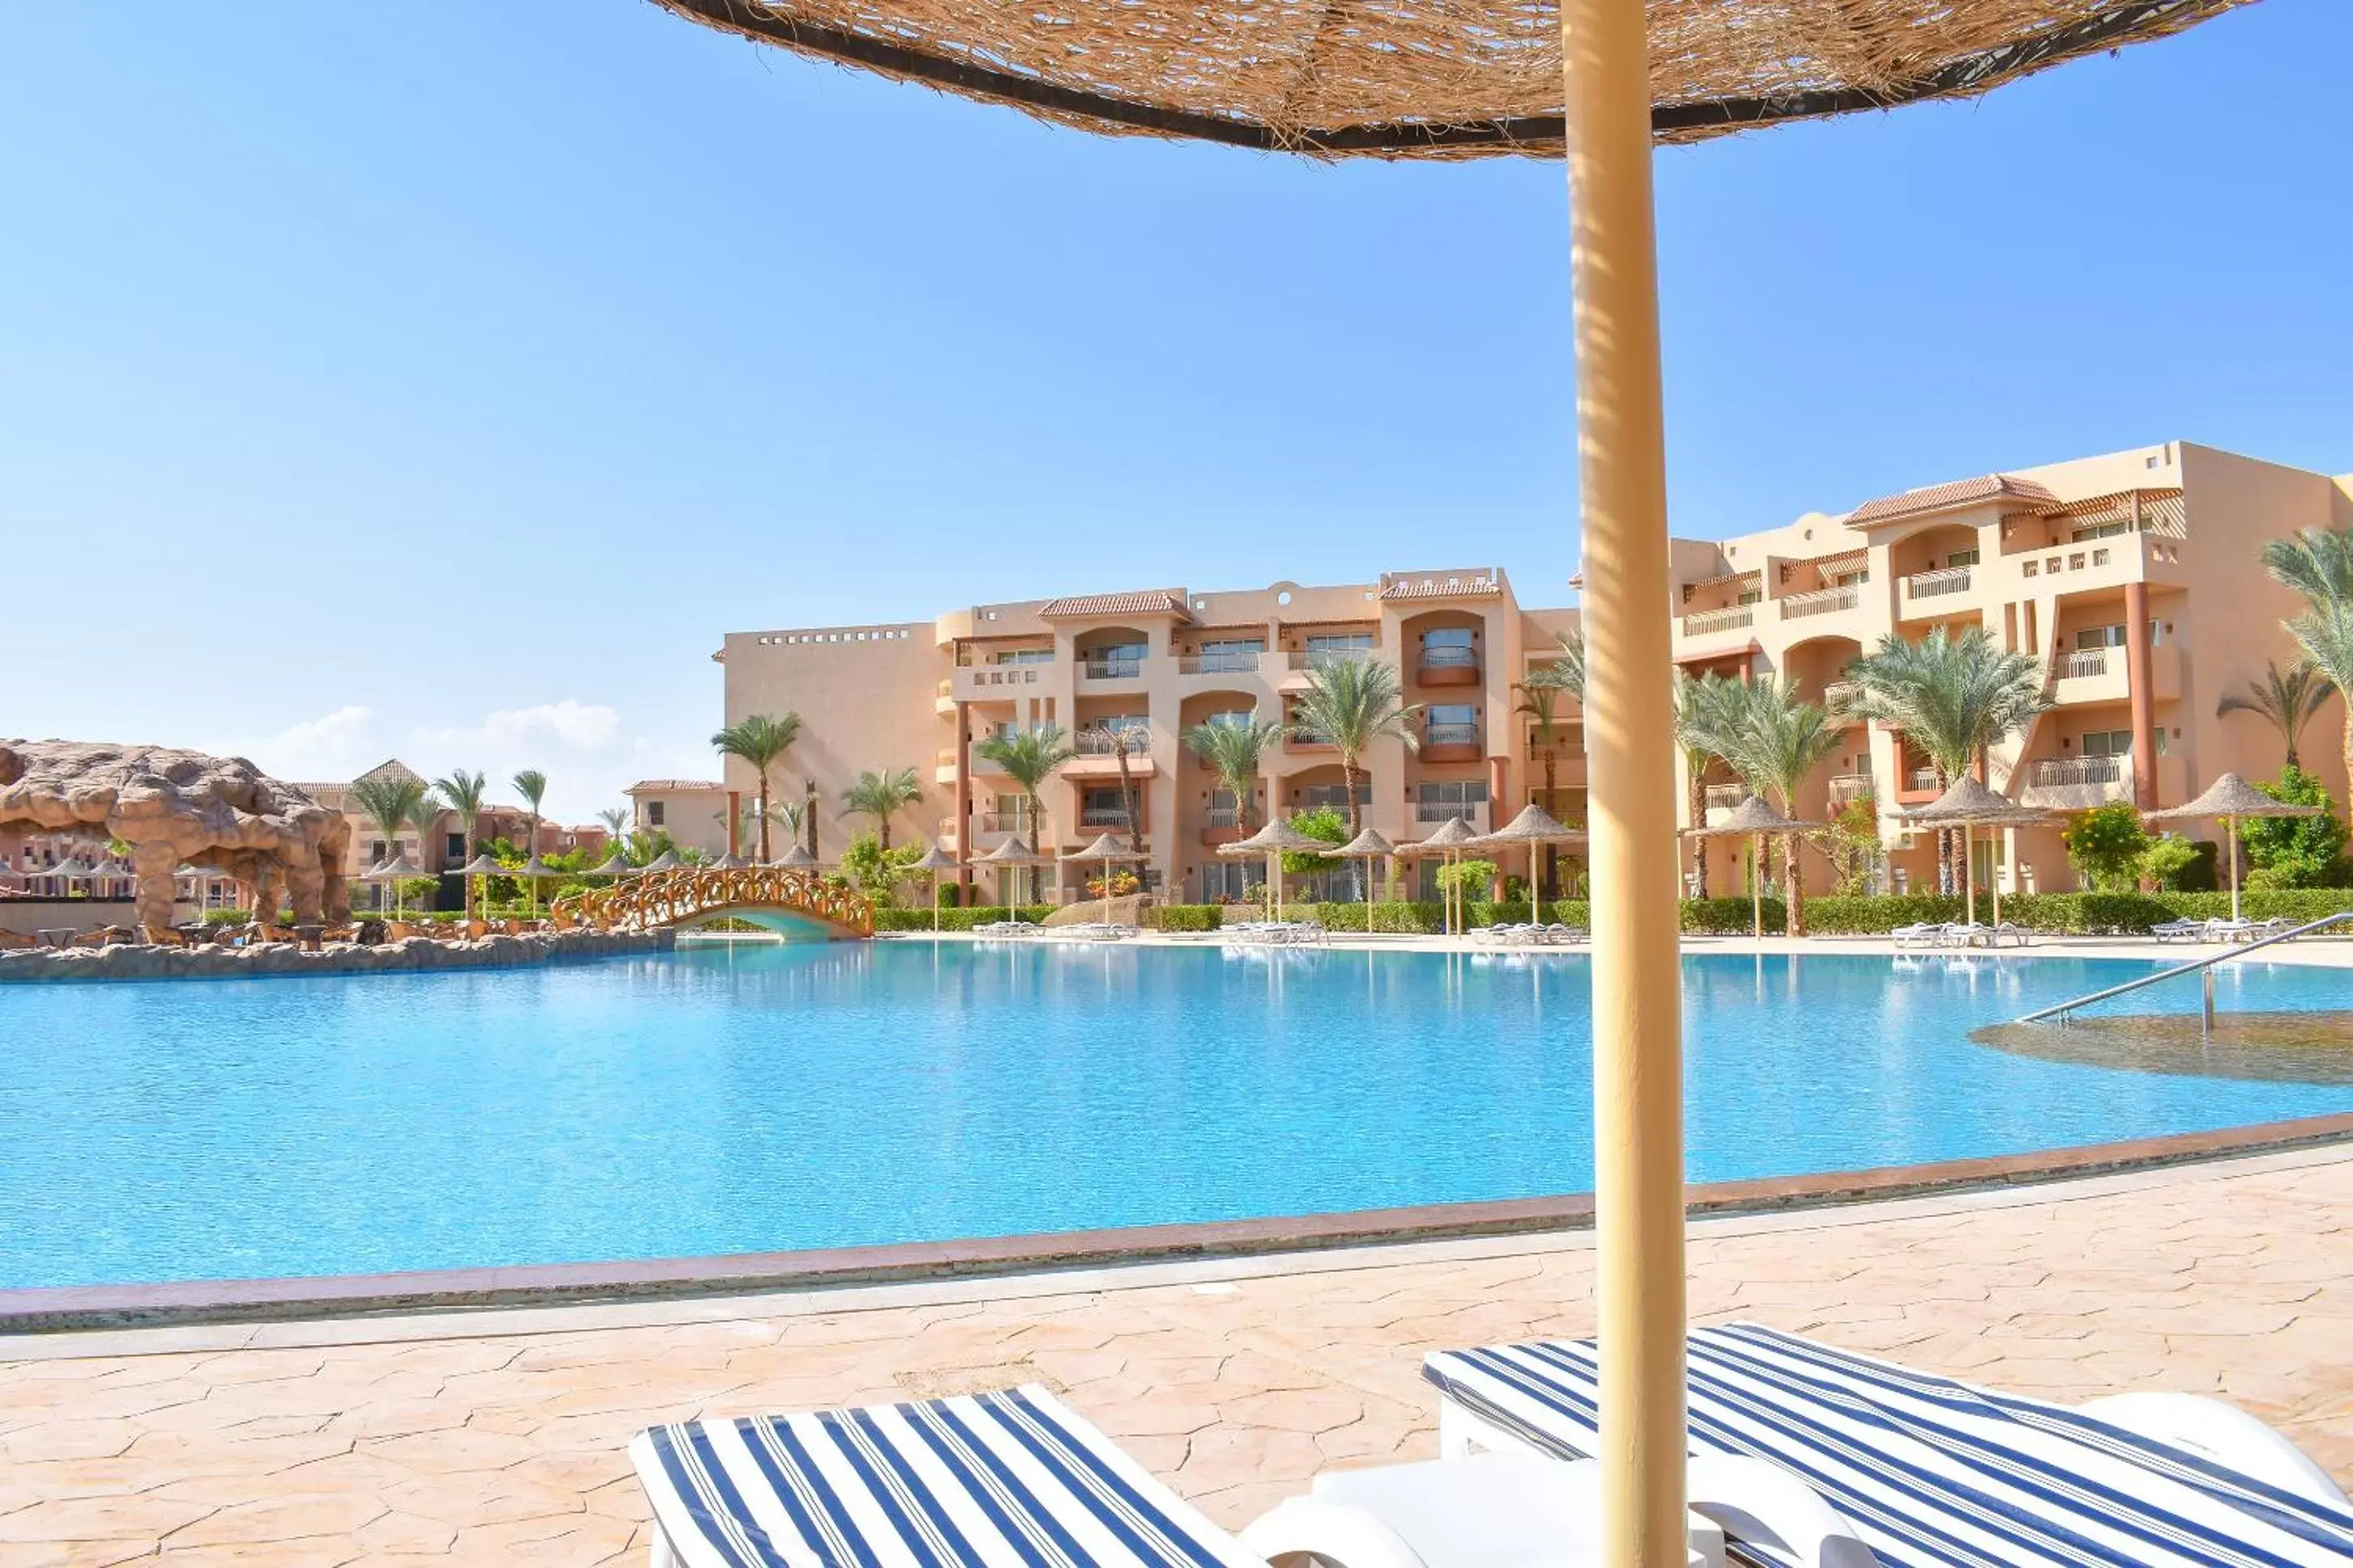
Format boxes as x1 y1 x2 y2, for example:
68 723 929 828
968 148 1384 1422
971 920 1039 938
1954 921 2030 948
633 1382 1859 1568
2151 917 2208 943
1889 922 1950 949
1422 1321 2353 1566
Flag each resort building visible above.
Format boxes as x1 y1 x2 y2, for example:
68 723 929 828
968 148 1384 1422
718 439 2353 904
1669 440 2353 896
717 574 1580 903
625 780 733 859
296 760 609 909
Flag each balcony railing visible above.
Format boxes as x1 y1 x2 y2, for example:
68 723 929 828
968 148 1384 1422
2031 756 2126 788
2056 648 2111 680
1080 655 1144 680
1288 726 1336 747
962 666 1043 689
1424 723 1480 748
1822 681 1861 714
1905 565 1972 601
1703 784 1747 811
1290 647 1375 671
1180 651 1262 675
1779 586 1860 620
1826 774 1873 807
1908 767 1942 793
1416 800 1485 823
1078 805 1134 827
1202 805 1241 828
974 811 1025 833
1074 727 1146 755
1420 644 1479 668
1680 605 1753 638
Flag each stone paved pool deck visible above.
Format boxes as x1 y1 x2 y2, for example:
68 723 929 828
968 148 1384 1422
4 1143 2351 1565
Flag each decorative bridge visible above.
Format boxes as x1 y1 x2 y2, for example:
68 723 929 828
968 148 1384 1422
551 867 875 939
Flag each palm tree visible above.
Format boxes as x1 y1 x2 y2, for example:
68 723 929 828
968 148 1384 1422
1099 722 1150 850
2283 600 2353 796
1547 630 1586 702
1722 680 1843 935
348 773 428 917
973 724 1077 900
2262 528 2353 793
597 805 630 843
1515 669 1576 898
1284 658 1420 840
1185 715 1279 833
510 770 548 860
2217 659 2335 771
1671 671 1745 897
1845 625 2048 894
434 770 489 920
710 712 803 863
842 767 923 850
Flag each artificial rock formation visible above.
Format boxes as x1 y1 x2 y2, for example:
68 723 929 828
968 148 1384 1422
0 740 351 931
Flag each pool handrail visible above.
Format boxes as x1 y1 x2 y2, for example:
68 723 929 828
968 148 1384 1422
2015 911 2353 1027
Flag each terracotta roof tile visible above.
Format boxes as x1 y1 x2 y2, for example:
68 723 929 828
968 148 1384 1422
628 779 725 793
1036 591 1191 619
1379 571 1503 599
1845 474 2060 526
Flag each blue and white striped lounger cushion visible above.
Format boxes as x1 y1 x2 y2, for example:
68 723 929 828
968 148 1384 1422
630 1383 1262 1568
1425 1321 2353 1567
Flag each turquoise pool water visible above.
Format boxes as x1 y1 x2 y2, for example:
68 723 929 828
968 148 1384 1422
4 943 2351 1290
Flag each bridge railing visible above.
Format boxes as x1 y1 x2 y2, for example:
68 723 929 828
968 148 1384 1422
550 866 876 937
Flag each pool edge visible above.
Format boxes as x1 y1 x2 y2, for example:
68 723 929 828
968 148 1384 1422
9 1110 2352 1334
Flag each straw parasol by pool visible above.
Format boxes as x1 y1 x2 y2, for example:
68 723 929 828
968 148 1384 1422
510 855 556 917
708 851 751 870
643 2 2253 1551
909 842 961 933
1473 803 1587 926
588 852 639 878
359 848 428 919
639 848 685 873
1682 795 1822 942
450 851 505 921
1400 815 1484 937
974 832 1052 906
1335 826 1396 930
2147 772 2324 924
769 844 821 870
1903 775 2055 930
1215 818 1331 923
1065 831 1147 909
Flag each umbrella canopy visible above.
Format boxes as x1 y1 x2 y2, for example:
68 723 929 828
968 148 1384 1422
647 0 2230 160
359 851 424 882
45 857 96 879
910 844 961 873
1683 794 1822 838
587 853 639 876
1215 819 1332 857
2146 772 2323 823
639 849 685 872
708 852 751 870
1336 827 1396 858
1475 802 1587 847
510 856 556 879
974 835 1052 866
1901 775 2050 827
771 843 823 869
1068 831 1146 862
454 852 506 877
1402 815 1483 853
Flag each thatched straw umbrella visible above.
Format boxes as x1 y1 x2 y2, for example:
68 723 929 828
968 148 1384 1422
640 3 2251 1550
771 843 820 870
1065 831 1147 910
1335 826 1396 932
510 854 556 918
1681 796 1821 943
1473 803 1587 926
1215 818 1331 922
910 842 961 932
708 851 751 870
1902 776 2054 930
2147 773 2323 923
451 850 505 921
588 852 639 878
639 848 684 873
974 833 1052 909
359 848 427 920
1400 815 1484 937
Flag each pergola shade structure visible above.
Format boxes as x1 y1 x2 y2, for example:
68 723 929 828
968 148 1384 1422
653 0 2242 159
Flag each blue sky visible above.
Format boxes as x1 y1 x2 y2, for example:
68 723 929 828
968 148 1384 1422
2 2 2345 819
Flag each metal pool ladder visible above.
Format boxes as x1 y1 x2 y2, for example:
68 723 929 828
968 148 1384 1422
2015 913 2353 1030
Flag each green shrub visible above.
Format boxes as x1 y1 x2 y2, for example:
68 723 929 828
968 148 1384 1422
1151 904 1222 932
1680 896 1788 934
2064 802 2151 891
2239 766 2351 889
201 907 249 927
873 904 1054 931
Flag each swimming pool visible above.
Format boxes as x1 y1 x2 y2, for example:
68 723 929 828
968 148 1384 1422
4 943 2351 1290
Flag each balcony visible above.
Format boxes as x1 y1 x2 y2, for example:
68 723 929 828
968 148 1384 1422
2020 755 2131 810
1895 767 1944 805
1703 784 1747 811
1680 605 1754 640
1822 681 1862 719
1779 586 1860 621
934 747 961 784
1179 650 1263 677
1422 721 1482 763
1198 803 1245 847
934 677 957 715
953 663 1049 699
1903 565 1972 606
2049 642 2181 707
1078 804 1142 829
1285 726 1336 751
1826 774 1873 809
1413 800 1491 832
1416 643 1482 687
973 811 1025 833
1073 727 1146 756
1078 654 1146 685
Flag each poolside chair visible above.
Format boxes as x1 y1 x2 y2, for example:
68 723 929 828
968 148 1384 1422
1888 922 1950 950
630 1382 1860 1568
1419 1322 2353 1567
2151 917 2208 943
1955 921 2030 949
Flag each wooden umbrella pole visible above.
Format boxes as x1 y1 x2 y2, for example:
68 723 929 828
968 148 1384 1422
2229 812 2241 922
1559 0 1688 1557
1751 835 1762 942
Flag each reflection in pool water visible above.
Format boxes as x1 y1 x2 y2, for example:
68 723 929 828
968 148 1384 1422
5 944 2353 1289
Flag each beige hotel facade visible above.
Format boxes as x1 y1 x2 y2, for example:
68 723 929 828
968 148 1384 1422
711 440 2353 905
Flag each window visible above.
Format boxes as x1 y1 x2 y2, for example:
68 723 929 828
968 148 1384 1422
647 802 665 827
1204 708 1255 730
2021 561 2040 578
1417 780 1488 816
445 832 465 860
1306 633 1374 653
1422 627 1474 647
2071 520 2133 542
2076 624 2127 651
1736 588 1763 606
1426 703 1478 745
1830 569 1867 587
2081 730 2133 758
371 840 388 861
1079 787 1129 827
1199 637 1264 655
1202 861 1260 900
1946 548 1981 569
1298 782 1370 813
993 647 1053 666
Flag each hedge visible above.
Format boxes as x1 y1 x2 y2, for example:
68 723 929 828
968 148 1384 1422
874 904 1054 932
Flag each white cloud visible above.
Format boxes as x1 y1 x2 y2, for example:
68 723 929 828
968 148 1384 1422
213 705 385 784
417 700 624 757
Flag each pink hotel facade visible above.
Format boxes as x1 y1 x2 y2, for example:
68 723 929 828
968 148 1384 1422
704 441 2353 904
